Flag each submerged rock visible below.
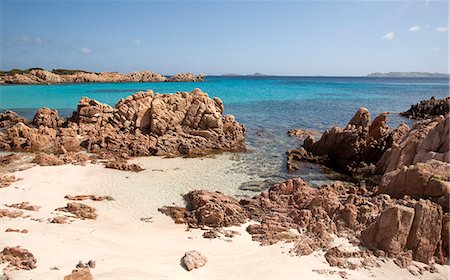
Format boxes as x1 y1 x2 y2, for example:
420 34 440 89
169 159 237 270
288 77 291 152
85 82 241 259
400 96 450 120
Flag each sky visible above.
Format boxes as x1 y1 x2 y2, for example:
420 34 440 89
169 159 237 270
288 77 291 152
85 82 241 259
0 0 448 76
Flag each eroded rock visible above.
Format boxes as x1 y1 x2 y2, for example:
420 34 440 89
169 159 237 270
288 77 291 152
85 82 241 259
0 246 36 270
55 203 97 220
181 250 207 271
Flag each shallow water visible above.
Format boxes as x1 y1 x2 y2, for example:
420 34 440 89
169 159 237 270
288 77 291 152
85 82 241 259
1 76 448 184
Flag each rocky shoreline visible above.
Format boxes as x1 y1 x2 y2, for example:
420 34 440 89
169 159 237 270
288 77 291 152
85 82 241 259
0 94 449 278
0 69 205 84
0 88 245 158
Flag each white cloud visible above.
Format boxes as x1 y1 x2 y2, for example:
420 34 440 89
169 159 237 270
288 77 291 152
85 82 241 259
431 47 440 52
132 39 141 45
436 26 448 32
80 47 92 54
409 26 421 32
20 36 42 45
381 32 395 40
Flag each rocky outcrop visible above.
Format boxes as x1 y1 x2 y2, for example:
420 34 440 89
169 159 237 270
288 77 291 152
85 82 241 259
292 108 405 173
0 69 205 84
6 202 41 211
376 115 449 174
375 116 449 210
159 190 247 228
400 96 450 120
0 246 37 270
55 203 97 220
161 178 447 267
361 205 415 254
0 110 29 129
378 159 450 210
64 268 93 280
361 199 443 264
0 89 245 157
181 251 207 271
104 161 144 172
65 195 113 201
32 107 64 129
166 73 205 82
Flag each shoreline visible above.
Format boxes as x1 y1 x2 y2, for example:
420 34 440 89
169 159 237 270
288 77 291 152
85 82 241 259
1 159 448 279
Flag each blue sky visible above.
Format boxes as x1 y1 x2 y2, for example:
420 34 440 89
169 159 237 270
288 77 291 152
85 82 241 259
0 0 448 75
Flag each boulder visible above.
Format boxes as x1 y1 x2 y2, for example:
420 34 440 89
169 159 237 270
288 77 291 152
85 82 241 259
32 107 64 128
407 200 443 263
181 250 207 271
0 110 29 129
378 159 450 210
361 205 415 254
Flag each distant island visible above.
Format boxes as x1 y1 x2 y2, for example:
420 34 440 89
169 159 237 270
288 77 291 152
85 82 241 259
0 68 205 84
367 72 449 78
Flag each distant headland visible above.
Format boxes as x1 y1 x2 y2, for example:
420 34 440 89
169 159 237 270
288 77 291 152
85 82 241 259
367 72 449 78
0 68 205 84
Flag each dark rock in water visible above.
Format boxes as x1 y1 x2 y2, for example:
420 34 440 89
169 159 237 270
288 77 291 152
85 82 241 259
400 96 450 120
287 129 321 140
288 107 409 176
238 180 274 192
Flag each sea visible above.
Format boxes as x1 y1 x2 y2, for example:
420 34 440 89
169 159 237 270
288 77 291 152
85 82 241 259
1 76 449 188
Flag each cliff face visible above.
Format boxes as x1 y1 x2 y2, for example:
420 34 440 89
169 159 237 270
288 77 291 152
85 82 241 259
0 69 205 84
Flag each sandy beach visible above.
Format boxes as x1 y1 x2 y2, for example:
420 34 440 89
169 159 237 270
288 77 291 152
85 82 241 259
1 156 448 279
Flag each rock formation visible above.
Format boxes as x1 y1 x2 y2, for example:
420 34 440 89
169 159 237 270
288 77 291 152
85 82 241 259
159 190 247 227
55 203 97 220
64 268 93 280
376 115 449 174
400 96 450 119
0 69 205 84
0 88 246 157
0 246 37 270
161 178 448 267
375 115 449 210
289 108 407 173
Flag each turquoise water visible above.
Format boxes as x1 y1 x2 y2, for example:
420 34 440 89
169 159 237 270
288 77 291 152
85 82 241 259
1 76 449 183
